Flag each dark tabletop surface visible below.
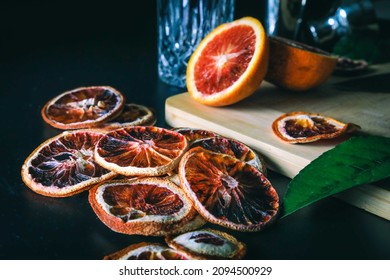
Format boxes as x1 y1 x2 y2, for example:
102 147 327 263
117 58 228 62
1 1 389 260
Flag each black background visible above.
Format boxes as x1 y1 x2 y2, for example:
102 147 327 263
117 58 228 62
1 1 389 260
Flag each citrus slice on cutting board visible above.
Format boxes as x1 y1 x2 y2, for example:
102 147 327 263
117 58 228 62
265 36 338 91
165 228 246 260
41 86 125 130
178 147 279 232
88 177 196 236
104 242 192 260
272 111 360 143
94 126 188 176
186 16 269 106
21 130 116 197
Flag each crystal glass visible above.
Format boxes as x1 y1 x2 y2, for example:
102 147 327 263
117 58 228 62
157 0 235 88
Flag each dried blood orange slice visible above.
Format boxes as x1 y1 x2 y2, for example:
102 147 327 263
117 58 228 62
191 136 267 175
272 111 360 144
21 130 116 197
165 228 246 260
172 127 219 144
104 242 192 260
265 36 338 91
88 177 196 236
178 147 279 232
94 126 188 176
103 103 156 130
41 86 125 130
186 17 269 106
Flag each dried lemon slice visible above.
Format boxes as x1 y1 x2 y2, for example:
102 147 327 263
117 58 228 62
165 228 246 260
104 242 192 260
178 146 279 232
88 177 197 236
21 130 116 197
272 111 360 144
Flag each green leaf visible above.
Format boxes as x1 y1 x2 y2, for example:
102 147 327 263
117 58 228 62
282 136 390 218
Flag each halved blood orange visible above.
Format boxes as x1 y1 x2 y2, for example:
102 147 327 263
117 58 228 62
94 126 188 176
88 177 196 236
191 136 267 175
272 111 360 144
165 228 246 260
265 36 338 91
103 103 156 130
186 17 269 106
21 130 116 197
104 242 192 260
41 86 125 130
178 147 279 232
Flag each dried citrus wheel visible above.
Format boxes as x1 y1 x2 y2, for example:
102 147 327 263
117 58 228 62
178 147 279 232
41 86 125 130
165 228 246 260
172 127 219 144
104 242 192 260
186 16 269 106
94 126 188 176
191 136 267 175
21 130 116 197
103 103 156 130
153 213 207 236
88 177 196 236
265 36 338 91
272 111 360 144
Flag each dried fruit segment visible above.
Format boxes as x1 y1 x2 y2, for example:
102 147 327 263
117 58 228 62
166 228 246 259
94 126 188 176
179 147 279 232
41 86 125 129
272 111 360 143
88 177 196 236
104 242 192 260
21 130 116 197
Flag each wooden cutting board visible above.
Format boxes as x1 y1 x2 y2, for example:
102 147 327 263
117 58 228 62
165 63 390 220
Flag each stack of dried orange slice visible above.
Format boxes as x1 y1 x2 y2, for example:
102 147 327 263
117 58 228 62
21 86 281 259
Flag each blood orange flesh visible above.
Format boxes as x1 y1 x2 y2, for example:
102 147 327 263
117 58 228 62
186 17 269 107
194 25 256 94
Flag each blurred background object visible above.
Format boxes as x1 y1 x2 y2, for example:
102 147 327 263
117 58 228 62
264 0 390 64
